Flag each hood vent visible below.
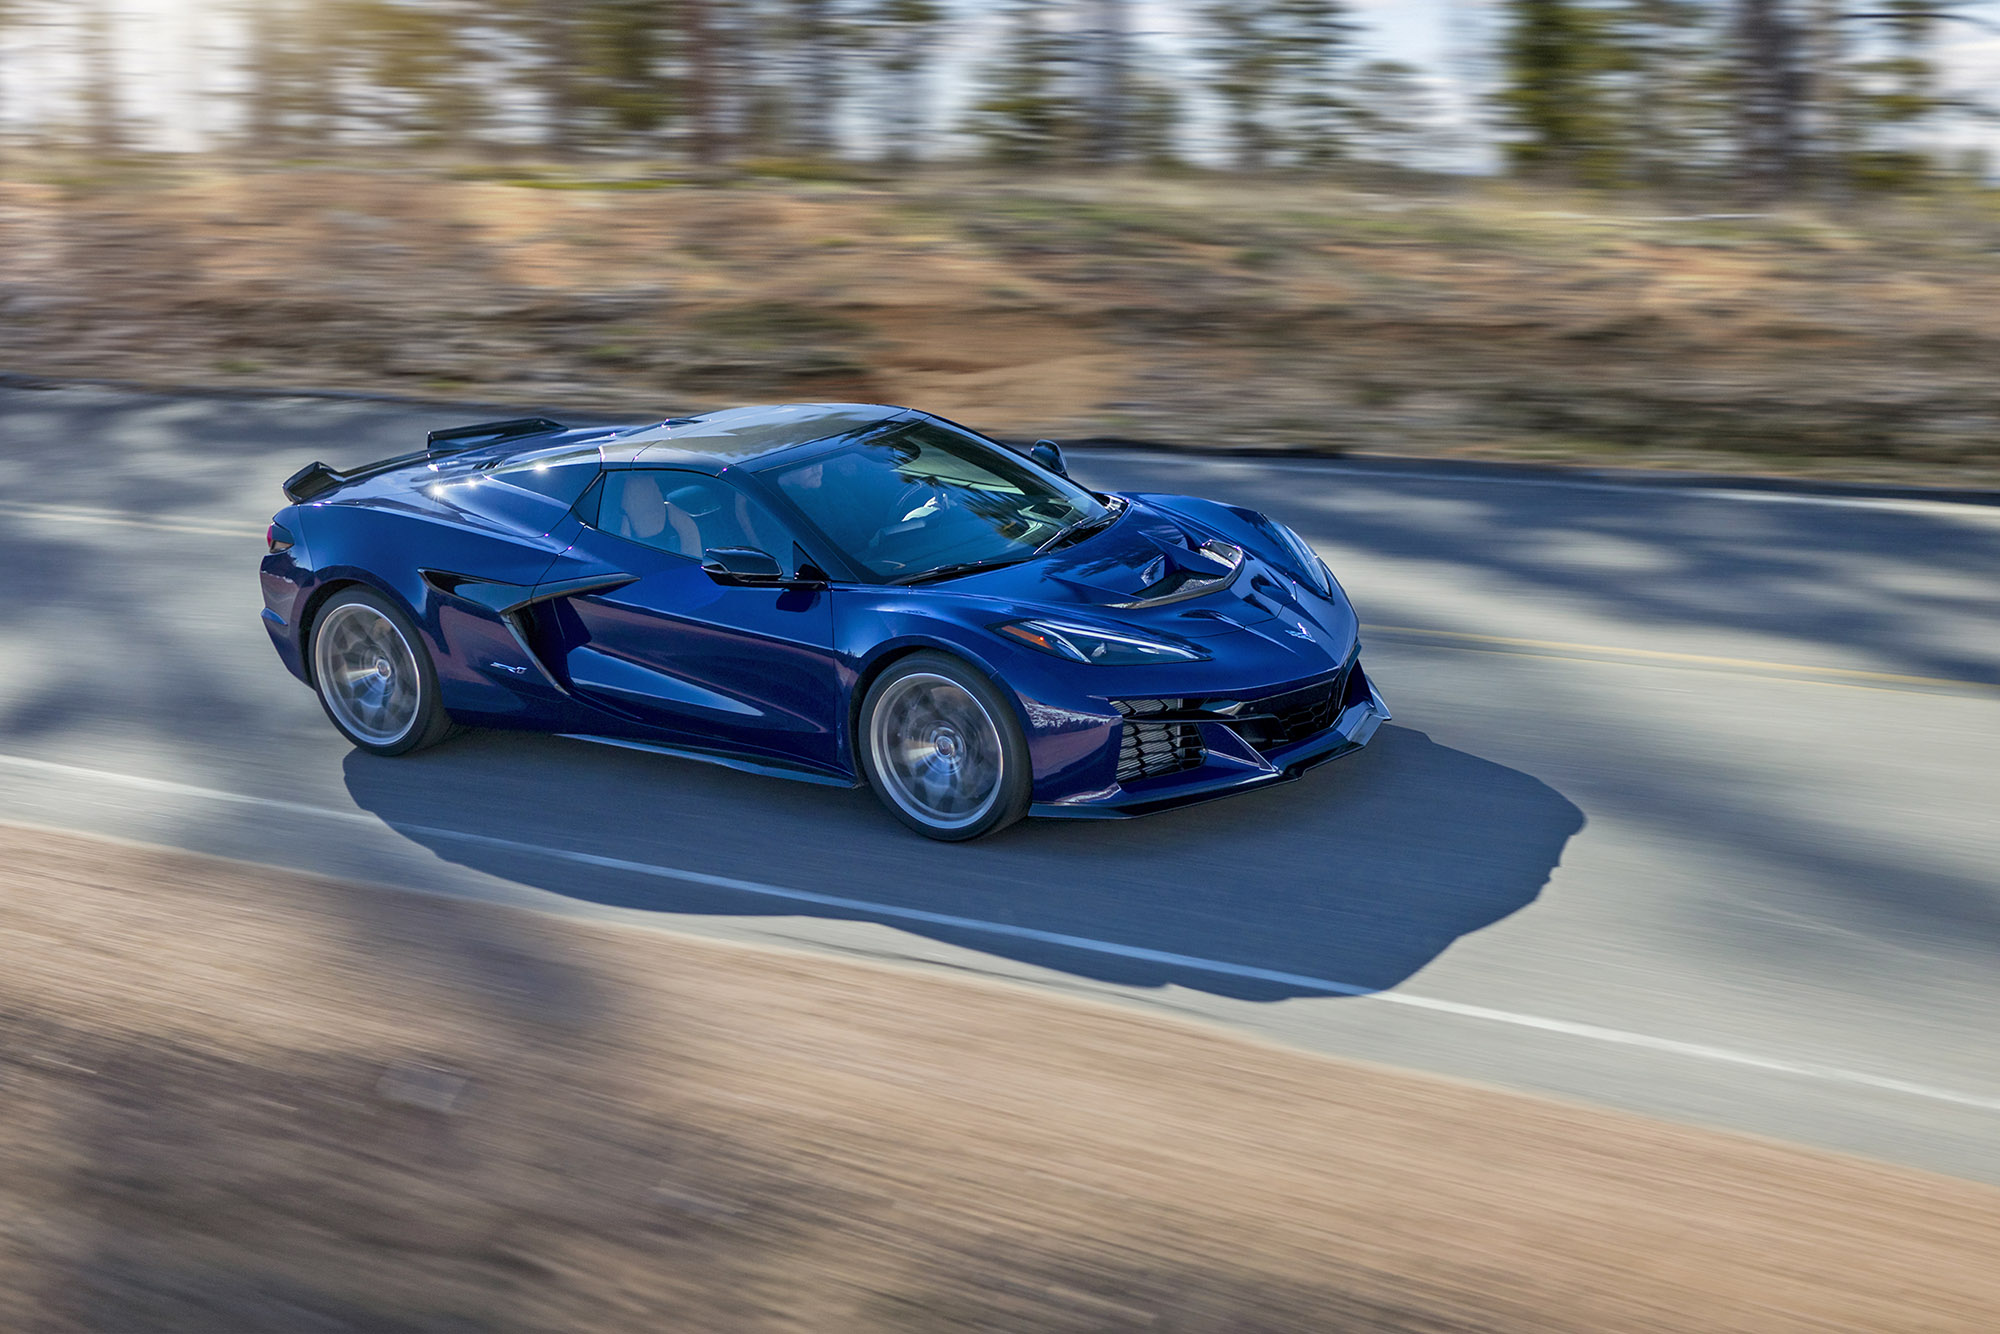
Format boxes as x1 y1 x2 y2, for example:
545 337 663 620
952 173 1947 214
1109 540 1244 610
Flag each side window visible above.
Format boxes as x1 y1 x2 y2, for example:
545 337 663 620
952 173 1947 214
595 470 795 565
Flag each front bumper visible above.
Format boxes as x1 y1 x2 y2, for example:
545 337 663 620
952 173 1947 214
1028 659 1391 820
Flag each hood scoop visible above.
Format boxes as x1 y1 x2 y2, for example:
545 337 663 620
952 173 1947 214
1038 508 1236 601
1107 539 1244 609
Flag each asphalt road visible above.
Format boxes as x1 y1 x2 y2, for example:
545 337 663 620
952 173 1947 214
4 383 1999 1184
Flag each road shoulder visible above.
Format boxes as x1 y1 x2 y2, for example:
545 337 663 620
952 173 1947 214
2 823 1996 1332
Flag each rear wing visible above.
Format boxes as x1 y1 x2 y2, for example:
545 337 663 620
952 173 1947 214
281 417 566 503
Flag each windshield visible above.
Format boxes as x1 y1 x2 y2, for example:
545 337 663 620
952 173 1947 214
761 420 1111 581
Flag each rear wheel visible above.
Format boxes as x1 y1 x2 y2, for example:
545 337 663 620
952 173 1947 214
309 588 455 756
860 652 1031 841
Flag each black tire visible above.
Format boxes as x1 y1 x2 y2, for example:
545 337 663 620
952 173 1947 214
858 651 1032 842
308 587 456 756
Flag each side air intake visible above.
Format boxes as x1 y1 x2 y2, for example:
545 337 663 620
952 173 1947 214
1113 699 1206 783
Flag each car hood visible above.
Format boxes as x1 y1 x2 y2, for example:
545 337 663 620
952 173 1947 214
941 496 1351 659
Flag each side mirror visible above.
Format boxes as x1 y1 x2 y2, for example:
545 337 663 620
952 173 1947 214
701 546 785 586
1029 439 1068 477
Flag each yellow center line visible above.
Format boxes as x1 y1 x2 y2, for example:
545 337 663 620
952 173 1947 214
1361 623 2000 694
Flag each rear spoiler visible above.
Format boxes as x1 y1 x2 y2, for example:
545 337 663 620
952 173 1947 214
282 416 567 503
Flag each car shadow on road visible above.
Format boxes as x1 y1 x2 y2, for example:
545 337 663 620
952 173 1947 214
342 724 1583 1002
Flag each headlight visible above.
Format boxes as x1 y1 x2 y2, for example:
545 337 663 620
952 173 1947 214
995 618 1209 665
1261 518 1338 600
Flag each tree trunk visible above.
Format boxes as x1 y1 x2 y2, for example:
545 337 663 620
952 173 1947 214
1736 0 1804 197
1803 0 1850 200
244 0 278 155
539 0 577 158
686 0 721 165
299 0 340 152
795 0 832 155
81 0 121 155
1087 0 1127 164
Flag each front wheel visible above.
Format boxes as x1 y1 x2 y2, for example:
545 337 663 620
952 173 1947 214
859 652 1031 841
309 588 455 756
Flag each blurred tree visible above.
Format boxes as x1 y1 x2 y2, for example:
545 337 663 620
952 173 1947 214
579 0 678 145
966 0 1081 165
1495 0 1626 183
1202 2 1285 169
1802 0 1857 193
1279 0 1356 167
1604 0 1724 188
350 1 494 152
791 0 837 154
240 0 353 155
685 0 724 163
1345 59 1442 168
738 0 842 157
1836 0 1975 187
0 0 17 164
867 0 942 166
1203 0 1356 171
1125 71 1184 168
533 0 580 155
1734 0 1805 195
79 0 121 154
1083 0 1128 163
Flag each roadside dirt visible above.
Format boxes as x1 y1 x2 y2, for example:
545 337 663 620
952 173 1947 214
4 165 2000 487
2 822 1996 1331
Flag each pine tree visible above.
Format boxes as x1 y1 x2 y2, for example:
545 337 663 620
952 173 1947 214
1604 0 1725 188
1495 0 1626 183
1345 60 1441 168
242 0 335 155
1277 0 1354 167
580 0 677 145
1202 2 1285 170
350 1 494 152
868 0 942 166
533 0 580 156
790 0 836 154
1125 72 1183 168
1836 0 1977 186
0 0 19 165
684 0 724 164
1201 0 1355 171
966 1 1079 166
1735 0 1805 194
80 0 122 154
1083 0 1128 164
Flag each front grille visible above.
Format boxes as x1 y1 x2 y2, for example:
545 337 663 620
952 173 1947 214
1113 699 1206 783
1234 668 1348 752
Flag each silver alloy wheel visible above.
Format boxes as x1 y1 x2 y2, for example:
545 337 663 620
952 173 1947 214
313 602 423 746
869 671 1005 831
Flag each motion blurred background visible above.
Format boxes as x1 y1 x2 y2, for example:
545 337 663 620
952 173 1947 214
2 0 1998 482
6 6 2000 1331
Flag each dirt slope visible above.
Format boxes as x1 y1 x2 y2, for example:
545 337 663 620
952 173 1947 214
4 166 2000 485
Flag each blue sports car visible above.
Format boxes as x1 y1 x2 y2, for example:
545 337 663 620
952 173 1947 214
261 404 1388 840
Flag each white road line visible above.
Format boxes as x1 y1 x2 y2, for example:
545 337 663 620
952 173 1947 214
0 500 254 539
4 750 1997 1117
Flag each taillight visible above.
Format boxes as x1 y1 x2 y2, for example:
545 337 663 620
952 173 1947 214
267 522 294 554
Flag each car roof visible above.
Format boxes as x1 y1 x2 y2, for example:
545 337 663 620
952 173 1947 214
601 403 911 466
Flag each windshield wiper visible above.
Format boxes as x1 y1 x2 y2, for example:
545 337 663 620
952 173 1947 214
890 556 1033 586
1033 500 1125 555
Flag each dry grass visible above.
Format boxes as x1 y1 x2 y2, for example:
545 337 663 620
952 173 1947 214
2 823 1997 1331
4 165 2000 486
